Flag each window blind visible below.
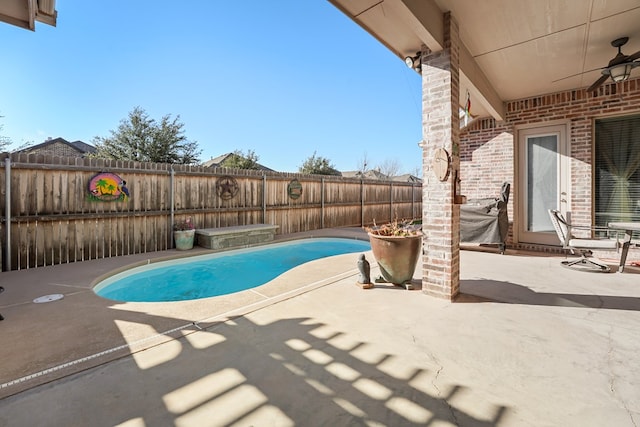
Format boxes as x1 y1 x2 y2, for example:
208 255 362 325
594 114 640 227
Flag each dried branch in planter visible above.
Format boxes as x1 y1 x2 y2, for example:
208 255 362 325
365 218 422 236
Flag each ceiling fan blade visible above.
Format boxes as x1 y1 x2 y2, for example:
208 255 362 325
608 53 629 67
587 74 609 92
626 50 640 62
552 66 604 83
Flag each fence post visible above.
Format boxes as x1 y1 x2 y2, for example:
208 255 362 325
4 157 11 271
170 167 175 249
412 183 415 219
389 181 393 222
360 179 364 226
321 177 325 229
262 174 267 223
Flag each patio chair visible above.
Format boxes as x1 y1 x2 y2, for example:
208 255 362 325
548 209 619 272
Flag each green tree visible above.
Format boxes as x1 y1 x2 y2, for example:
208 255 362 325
92 107 201 164
220 149 261 170
299 151 341 176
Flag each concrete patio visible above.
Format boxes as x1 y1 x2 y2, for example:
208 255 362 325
0 228 639 426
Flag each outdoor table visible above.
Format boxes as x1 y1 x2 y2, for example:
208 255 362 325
608 222 640 272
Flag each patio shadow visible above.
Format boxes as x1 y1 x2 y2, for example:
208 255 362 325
459 279 640 311
1 312 510 426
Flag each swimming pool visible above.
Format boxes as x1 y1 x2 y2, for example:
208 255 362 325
94 238 370 302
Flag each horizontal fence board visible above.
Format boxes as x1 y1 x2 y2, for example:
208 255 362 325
0 153 421 270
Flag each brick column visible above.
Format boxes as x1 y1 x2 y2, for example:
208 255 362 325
420 12 460 300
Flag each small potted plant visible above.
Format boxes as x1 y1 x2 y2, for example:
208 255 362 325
365 218 422 286
173 217 196 250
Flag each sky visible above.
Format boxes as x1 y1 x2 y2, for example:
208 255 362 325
0 1 423 174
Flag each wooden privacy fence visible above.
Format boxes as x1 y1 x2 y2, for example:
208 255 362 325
0 153 422 271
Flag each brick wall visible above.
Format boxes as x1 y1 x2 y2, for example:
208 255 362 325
460 78 640 245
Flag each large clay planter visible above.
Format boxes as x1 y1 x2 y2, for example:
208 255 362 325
368 233 422 285
174 229 195 250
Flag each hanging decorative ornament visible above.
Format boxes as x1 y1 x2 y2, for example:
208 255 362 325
464 90 471 127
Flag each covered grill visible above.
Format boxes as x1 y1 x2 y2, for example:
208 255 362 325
460 182 510 254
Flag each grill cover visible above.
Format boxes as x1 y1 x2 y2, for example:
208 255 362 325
460 182 510 252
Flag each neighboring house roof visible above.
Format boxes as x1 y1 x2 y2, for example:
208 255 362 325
341 170 390 180
16 137 97 157
69 140 97 154
341 170 422 183
392 174 422 183
202 152 274 171
201 153 233 167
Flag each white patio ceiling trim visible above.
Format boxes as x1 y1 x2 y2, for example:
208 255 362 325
0 0 57 31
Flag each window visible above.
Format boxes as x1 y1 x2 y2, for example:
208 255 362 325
594 114 640 227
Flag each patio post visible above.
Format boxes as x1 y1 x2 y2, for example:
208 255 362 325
420 12 461 300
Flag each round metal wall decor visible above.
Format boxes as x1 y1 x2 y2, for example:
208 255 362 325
432 148 450 182
287 179 303 199
216 175 239 200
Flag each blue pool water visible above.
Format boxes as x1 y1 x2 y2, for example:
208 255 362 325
94 238 370 302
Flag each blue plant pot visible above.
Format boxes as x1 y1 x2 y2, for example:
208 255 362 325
174 230 195 250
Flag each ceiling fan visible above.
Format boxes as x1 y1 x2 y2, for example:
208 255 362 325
586 37 640 92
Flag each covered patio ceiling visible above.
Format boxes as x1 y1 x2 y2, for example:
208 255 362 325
0 0 56 31
328 0 640 121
